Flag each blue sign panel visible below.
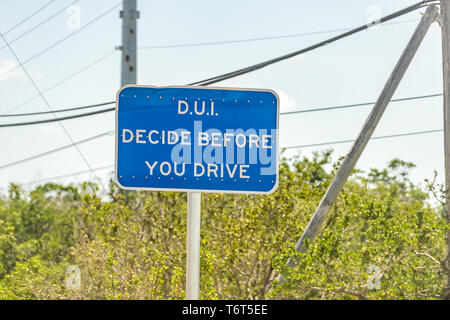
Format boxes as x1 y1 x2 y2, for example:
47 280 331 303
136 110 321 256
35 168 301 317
115 85 279 194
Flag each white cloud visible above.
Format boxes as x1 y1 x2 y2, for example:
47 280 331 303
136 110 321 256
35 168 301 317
0 58 44 81
0 58 23 81
273 89 298 112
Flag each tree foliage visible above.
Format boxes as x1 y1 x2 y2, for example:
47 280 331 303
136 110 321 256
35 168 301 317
0 151 448 300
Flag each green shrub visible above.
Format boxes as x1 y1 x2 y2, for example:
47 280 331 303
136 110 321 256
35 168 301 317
0 152 447 299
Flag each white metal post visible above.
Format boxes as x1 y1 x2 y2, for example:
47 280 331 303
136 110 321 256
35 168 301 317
186 192 201 300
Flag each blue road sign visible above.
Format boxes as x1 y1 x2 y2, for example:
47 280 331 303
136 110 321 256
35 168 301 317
115 85 279 194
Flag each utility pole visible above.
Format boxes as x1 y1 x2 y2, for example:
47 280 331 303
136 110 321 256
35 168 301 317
273 4 438 286
440 0 450 300
120 0 139 86
119 0 139 201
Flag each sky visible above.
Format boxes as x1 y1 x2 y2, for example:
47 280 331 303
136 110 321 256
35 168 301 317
0 0 446 195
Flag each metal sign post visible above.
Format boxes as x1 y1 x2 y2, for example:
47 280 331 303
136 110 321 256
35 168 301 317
186 192 201 299
115 85 279 299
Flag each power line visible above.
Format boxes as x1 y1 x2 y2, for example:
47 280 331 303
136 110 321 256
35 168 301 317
1 49 117 115
27 164 114 185
23 127 444 185
0 124 445 173
2 0 57 35
0 2 120 79
139 19 418 50
0 92 440 124
0 130 114 171
280 93 443 116
188 0 436 86
0 0 440 183
0 0 81 51
283 129 443 150
0 93 442 171
0 31 102 188
1 101 114 118
0 1 434 120
2 3 427 116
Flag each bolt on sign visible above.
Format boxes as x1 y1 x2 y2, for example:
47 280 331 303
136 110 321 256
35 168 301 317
115 85 279 194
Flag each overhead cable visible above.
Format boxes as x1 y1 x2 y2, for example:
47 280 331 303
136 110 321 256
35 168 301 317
0 31 102 187
139 19 418 50
0 2 120 79
1 49 116 115
0 0 81 50
2 0 57 35
23 127 443 185
283 129 443 150
0 93 441 125
189 1 437 86
0 130 114 171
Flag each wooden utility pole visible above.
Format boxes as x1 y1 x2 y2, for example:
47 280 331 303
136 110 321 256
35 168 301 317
275 4 439 284
440 0 450 300
120 0 138 86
